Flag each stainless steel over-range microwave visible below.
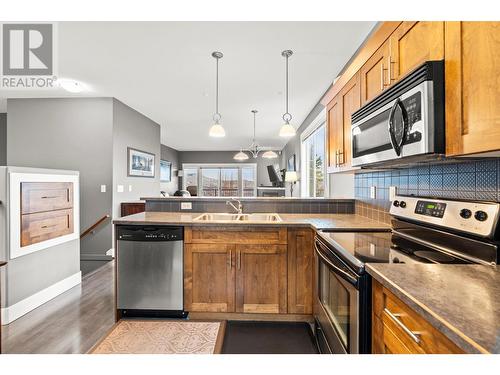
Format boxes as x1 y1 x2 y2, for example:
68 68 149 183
351 61 445 167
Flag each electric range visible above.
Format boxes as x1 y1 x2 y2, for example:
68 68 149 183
313 195 500 354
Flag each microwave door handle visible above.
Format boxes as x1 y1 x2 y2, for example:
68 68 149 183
314 241 358 286
388 98 409 156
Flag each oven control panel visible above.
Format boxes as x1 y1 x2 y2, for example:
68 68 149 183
414 200 447 218
390 195 500 238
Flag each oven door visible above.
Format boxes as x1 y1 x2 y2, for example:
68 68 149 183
314 238 360 354
351 81 433 167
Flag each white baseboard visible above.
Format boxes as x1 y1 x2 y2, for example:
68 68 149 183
1 271 82 325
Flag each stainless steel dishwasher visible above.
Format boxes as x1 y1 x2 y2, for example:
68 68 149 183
116 225 186 318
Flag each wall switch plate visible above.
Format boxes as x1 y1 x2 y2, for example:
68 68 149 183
128 185 133 192
100 185 106 193
181 202 192 210
370 186 376 199
117 185 124 193
389 186 397 201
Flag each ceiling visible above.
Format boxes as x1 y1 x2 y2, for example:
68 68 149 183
0 21 376 151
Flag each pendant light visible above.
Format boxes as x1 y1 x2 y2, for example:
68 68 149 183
209 51 225 137
233 110 278 160
233 149 249 161
279 49 296 137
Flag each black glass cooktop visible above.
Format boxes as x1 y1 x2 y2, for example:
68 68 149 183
317 230 472 271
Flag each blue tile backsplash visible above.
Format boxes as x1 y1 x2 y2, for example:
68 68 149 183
355 159 500 223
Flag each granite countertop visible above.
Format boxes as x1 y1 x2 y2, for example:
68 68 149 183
113 212 389 231
366 264 500 354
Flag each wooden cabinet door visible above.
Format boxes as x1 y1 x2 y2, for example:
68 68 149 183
184 243 235 312
389 21 444 81
445 21 500 156
327 94 342 170
339 72 360 169
287 229 313 314
235 244 287 314
360 41 390 105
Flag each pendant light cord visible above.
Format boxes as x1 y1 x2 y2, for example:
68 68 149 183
282 50 293 124
215 56 219 116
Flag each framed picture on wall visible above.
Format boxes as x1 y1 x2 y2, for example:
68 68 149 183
127 147 155 178
287 154 296 171
160 160 172 182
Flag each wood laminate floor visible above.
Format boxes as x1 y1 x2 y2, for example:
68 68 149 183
1 261 115 354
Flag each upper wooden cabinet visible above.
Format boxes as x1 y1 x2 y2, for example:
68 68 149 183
389 21 445 81
360 41 390 105
327 72 360 173
445 22 500 156
325 21 500 168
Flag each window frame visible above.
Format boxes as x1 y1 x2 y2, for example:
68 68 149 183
300 109 328 198
182 163 257 197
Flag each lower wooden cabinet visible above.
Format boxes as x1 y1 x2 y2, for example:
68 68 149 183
236 244 287 314
372 279 463 354
287 228 314 314
184 243 235 312
184 226 315 316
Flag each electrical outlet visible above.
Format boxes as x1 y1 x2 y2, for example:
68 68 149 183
181 202 192 210
117 185 124 193
128 185 133 192
370 243 376 256
370 186 376 199
389 186 397 201
100 185 106 193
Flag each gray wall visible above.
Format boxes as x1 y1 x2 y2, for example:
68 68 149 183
112 99 161 218
0 113 6 166
0 167 80 307
280 102 325 197
178 151 275 189
160 144 179 195
6 98 114 264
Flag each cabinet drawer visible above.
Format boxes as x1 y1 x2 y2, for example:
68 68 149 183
21 209 74 247
21 182 73 214
381 286 463 354
185 226 287 244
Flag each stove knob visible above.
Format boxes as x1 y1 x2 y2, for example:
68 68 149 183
393 200 400 207
399 201 407 208
460 208 472 219
474 210 488 222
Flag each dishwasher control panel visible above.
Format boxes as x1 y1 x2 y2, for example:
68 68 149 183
116 225 184 241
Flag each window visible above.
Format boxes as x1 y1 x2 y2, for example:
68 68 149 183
301 111 327 198
182 164 257 197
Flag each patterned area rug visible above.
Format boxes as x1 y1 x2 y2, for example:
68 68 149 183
91 320 222 354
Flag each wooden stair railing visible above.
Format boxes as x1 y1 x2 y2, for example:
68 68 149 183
80 215 111 239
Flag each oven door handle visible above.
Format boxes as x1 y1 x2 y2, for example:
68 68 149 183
314 241 358 286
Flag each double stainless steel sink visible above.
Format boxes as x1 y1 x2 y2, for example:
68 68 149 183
193 213 282 222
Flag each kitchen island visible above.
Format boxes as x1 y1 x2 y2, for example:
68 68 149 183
367 263 500 354
113 212 389 322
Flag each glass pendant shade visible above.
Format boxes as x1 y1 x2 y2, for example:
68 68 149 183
279 122 296 137
209 123 225 137
233 150 249 161
262 150 278 159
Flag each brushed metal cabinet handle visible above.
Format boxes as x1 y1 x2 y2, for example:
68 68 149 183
384 307 421 344
237 250 241 270
227 249 232 269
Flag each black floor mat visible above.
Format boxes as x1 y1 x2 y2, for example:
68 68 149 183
221 321 319 354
